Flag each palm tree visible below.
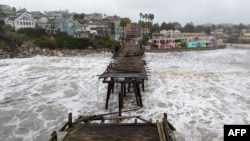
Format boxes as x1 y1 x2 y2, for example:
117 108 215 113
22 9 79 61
140 21 146 37
139 13 142 22
141 14 145 23
148 14 154 38
144 14 148 35
149 13 154 24
120 18 127 41
140 14 146 37
139 13 155 38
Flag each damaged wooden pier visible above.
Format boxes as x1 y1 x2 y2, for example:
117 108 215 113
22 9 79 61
49 111 176 141
99 42 148 115
48 42 176 141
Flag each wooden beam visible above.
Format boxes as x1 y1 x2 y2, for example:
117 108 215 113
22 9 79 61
133 82 139 106
157 120 164 141
136 83 143 107
137 117 156 127
68 113 72 128
119 92 122 116
105 82 112 109
142 79 145 92
48 131 57 141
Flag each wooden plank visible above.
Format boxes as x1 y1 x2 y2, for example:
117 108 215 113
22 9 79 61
157 120 164 141
160 122 167 141
63 123 160 141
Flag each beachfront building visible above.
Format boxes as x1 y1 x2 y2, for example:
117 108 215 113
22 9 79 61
239 32 250 43
125 22 141 39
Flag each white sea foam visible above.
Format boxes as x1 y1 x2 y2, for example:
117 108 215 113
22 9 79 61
0 47 249 141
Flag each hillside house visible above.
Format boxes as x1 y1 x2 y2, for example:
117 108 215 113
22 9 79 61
85 13 103 21
50 18 80 36
44 10 70 20
81 22 107 36
4 11 36 31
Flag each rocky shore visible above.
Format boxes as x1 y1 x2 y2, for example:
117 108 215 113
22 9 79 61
0 43 110 59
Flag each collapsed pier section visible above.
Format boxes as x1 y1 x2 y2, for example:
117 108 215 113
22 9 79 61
99 42 148 115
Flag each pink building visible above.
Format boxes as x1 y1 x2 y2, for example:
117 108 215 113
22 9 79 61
152 37 176 48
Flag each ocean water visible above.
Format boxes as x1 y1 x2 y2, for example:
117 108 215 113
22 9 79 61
0 45 249 141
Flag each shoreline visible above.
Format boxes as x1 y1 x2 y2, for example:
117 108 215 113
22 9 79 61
228 43 250 49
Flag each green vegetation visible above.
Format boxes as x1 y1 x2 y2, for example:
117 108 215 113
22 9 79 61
3 24 14 33
34 32 114 50
17 28 47 38
142 36 149 46
34 32 94 49
34 36 57 49
0 41 10 50
55 32 95 49
73 13 86 24
94 36 115 49
7 32 23 45
0 25 114 50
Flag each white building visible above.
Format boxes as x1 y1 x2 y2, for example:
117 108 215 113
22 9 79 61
81 23 106 35
4 12 36 31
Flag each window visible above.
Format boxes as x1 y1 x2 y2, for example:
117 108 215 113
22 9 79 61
68 23 73 27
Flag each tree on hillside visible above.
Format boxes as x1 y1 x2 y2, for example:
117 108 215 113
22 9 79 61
160 22 167 30
172 22 182 30
165 22 176 30
73 13 85 19
73 13 85 24
211 24 216 32
160 22 182 31
12 7 16 13
204 27 211 35
182 22 195 33
151 23 160 33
